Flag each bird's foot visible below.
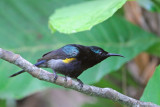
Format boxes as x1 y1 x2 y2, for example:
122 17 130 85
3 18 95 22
76 78 83 88
64 76 68 82
53 71 58 82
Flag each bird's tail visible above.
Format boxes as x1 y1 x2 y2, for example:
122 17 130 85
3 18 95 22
9 60 46 77
10 70 25 77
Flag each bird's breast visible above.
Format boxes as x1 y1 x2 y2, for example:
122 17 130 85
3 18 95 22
47 58 77 68
47 59 64 69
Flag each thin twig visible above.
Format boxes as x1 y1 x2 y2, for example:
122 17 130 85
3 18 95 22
0 48 159 107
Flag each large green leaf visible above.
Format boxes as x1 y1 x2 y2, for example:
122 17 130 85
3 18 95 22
140 65 160 105
49 0 127 34
0 0 159 99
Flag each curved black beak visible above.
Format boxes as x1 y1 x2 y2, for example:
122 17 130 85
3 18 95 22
107 53 124 57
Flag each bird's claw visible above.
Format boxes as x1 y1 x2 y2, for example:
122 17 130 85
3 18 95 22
53 71 58 82
64 76 68 82
76 78 83 88
54 74 58 81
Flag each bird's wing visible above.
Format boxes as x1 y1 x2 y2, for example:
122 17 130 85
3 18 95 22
38 45 80 62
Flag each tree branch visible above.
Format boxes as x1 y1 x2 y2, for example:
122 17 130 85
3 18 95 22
0 48 159 107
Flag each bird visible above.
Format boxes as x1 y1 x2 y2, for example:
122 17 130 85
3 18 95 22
10 44 124 87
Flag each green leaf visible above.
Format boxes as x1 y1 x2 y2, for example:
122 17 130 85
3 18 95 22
49 0 127 34
140 65 160 105
0 0 159 99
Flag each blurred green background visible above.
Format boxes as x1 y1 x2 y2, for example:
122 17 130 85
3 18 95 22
0 0 160 107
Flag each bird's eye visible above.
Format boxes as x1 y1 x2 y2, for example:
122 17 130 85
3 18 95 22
99 51 102 54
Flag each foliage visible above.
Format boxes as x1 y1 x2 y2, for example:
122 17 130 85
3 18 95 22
141 65 160 105
49 0 126 34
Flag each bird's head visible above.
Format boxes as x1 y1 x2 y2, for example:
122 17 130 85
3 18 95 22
89 46 124 61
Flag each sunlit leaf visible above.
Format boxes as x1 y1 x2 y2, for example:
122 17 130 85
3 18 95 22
49 0 127 34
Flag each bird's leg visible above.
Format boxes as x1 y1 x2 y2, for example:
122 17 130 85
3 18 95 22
64 75 68 82
52 69 58 82
76 78 83 88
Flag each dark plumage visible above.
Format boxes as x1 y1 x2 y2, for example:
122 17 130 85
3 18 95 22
10 44 124 87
